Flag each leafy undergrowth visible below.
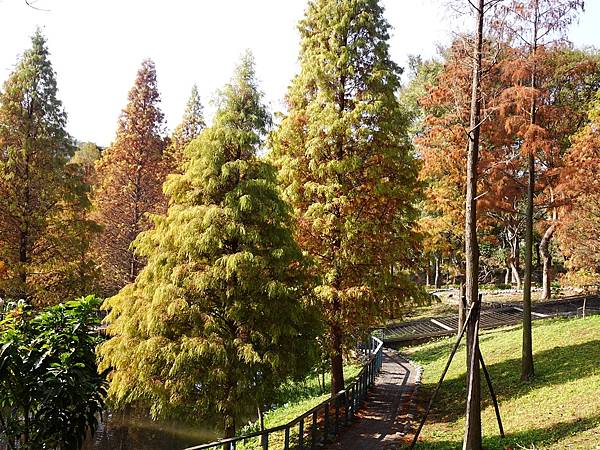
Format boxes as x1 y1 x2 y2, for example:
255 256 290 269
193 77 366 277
402 316 600 449
236 363 362 449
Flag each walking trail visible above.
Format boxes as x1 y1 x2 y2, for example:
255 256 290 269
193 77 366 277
325 349 419 450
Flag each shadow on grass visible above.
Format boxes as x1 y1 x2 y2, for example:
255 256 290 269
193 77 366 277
402 413 600 449
413 337 600 424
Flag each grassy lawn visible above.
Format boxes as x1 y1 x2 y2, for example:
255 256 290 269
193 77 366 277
260 363 362 429
402 315 600 449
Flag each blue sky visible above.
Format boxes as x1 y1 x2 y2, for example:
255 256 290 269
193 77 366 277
0 0 598 147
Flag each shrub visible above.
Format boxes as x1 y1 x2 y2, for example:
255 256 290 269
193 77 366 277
0 295 107 450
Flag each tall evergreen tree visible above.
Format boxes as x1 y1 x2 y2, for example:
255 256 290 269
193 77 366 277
0 30 98 305
166 84 205 171
92 60 167 295
98 53 318 438
271 0 422 394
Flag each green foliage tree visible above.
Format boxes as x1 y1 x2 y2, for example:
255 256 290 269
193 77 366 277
270 0 422 394
399 55 443 140
98 53 319 438
166 84 205 171
0 295 106 450
0 30 98 306
70 141 102 183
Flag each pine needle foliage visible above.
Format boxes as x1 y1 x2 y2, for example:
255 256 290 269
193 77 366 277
270 0 423 393
98 53 319 437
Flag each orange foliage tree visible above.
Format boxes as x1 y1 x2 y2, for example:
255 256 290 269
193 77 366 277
416 39 512 286
92 60 168 295
498 0 584 380
558 90 600 274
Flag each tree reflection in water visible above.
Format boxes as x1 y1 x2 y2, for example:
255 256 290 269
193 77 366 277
84 409 219 450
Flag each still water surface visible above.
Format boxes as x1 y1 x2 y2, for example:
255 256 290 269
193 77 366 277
83 410 220 450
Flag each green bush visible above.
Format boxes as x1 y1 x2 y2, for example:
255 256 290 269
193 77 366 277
0 295 107 450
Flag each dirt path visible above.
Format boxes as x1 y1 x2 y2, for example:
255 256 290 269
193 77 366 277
325 349 419 450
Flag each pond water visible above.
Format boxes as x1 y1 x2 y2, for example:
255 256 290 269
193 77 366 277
83 410 220 450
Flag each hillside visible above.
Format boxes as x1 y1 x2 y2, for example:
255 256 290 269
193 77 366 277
406 316 600 449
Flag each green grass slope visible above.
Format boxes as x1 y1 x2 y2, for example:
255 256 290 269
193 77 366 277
405 316 600 449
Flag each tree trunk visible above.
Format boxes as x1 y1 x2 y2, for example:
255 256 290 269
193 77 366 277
257 405 265 432
330 322 344 395
515 234 520 273
522 151 535 381
540 223 556 300
18 154 31 298
535 241 541 271
504 267 510 285
509 232 521 289
129 167 143 283
317 367 323 392
434 254 442 288
510 260 521 289
522 0 539 382
328 48 347 398
18 228 28 285
223 414 235 450
458 282 466 337
222 376 236 449
463 1 484 448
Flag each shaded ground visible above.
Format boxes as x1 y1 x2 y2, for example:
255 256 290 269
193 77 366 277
325 350 419 450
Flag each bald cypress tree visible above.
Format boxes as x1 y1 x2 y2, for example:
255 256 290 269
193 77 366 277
166 84 205 171
0 30 98 305
92 60 167 295
271 0 422 394
98 53 318 438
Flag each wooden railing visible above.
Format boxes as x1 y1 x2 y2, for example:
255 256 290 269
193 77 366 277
185 336 384 450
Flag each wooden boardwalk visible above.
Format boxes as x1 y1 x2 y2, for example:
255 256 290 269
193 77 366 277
325 349 419 450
